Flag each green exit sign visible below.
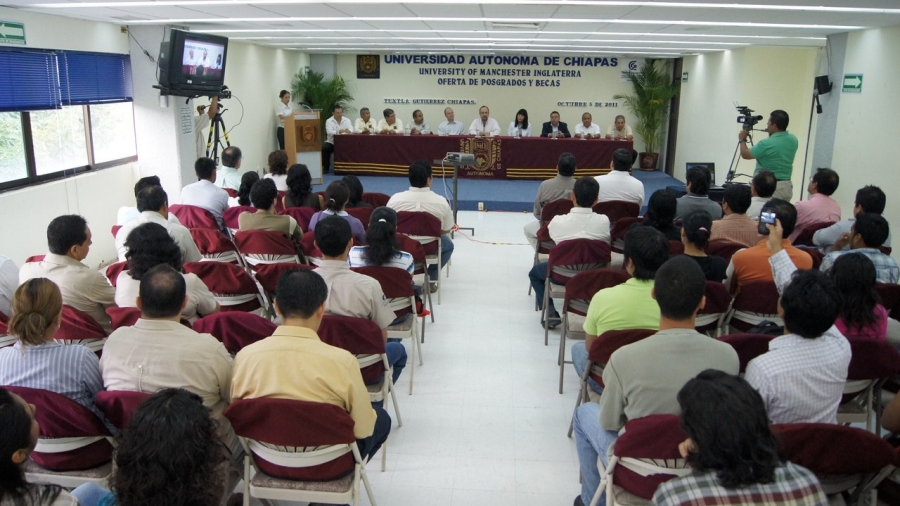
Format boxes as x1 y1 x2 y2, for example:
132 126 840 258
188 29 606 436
0 21 25 45
842 74 863 93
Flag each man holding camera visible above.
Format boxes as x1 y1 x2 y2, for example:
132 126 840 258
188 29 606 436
738 110 798 201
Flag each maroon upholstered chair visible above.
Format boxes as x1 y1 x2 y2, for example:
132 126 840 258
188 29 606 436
281 206 318 233
792 220 836 248
396 211 445 303
168 204 219 230
233 229 302 267
223 188 238 198
726 281 781 332
592 200 640 225
110 225 121 239
104 261 128 287
5 386 113 474
839 337 900 433
695 281 733 336
0 312 11 349
361 191 390 208
105 307 191 331
534 199 575 259
274 191 286 214
346 207 374 230
668 240 685 256
193 312 276 355
57 306 107 354
94 390 151 431
705 239 746 265
183 261 266 315
876 282 900 319
299 230 324 264
223 205 254 231
717 333 774 373
397 232 434 322
189 228 240 263
543 239 612 345
609 216 643 254
254 262 315 296
25 254 45 263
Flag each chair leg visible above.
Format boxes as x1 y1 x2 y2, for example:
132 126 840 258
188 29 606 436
361 466 378 506
381 442 386 472
242 457 251 506
408 337 416 395
388 377 402 428
568 370 590 438
558 319 568 394
542 285 551 346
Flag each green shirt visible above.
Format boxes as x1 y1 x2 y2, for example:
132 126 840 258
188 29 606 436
583 278 660 336
750 131 798 181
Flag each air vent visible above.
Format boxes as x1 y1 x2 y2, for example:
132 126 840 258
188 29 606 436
490 22 540 30
112 15 149 21
269 23 293 27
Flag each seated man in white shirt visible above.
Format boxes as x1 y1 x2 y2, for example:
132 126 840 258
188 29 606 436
324 104 353 174
409 109 431 135
116 176 182 226
355 107 377 133
387 161 455 287
181 157 230 229
574 112 601 139
437 107 466 136
116 185 202 264
468 105 501 137
19 215 116 332
216 145 242 191
814 185 891 253
378 108 403 135
594 148 645 207
745 220 851 424
528 176 610 326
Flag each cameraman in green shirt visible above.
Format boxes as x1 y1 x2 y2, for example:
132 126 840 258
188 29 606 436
739 110 798 201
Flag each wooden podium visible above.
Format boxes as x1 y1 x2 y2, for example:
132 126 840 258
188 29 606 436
284 109 323 183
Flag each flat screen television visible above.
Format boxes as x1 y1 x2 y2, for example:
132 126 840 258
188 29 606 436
158 29 228 96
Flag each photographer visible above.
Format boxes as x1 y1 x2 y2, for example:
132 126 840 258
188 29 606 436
738 110 798 201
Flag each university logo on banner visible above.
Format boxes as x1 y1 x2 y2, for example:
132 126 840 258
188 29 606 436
357 55 380 79
458 138 502 177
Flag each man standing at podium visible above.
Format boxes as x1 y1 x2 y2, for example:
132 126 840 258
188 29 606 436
469 106 501 137
324 104 353 174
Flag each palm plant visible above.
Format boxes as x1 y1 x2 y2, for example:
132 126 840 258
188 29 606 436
613 59 680 157
291 69 355 144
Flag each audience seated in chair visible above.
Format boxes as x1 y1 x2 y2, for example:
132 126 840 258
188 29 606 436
216 145 242 191
572 255 739 506
680 210 727 282
308 180 367 245
0 387 80 506
791 167 841 242
100 264 237 455
640 190 682 241
820 213 899 284
726 198 811 293
0 253 19 317
180 157 230 230
115 185 202 264
264 150 289 192
315 216 406 384
231 269 391 464
21 215 116 332
744 219 850 424
238 178 302 244
523 152 578 249
70 388 229 506
228 171 258 208
283 163 323 210
651 369 827 506
571 226 669 395
116 175 182 226
116 223 220 323
349 207 414 275
829 253 899 341
343 175 373 209
387 160 455 285
675 166 722 221
746 169 776 220
0 278 115 434
529 176 610 327
710 184 759 247
814 185 891 253
595 148 645 207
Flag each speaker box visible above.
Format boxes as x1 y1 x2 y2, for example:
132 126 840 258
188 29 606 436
815 75 833 95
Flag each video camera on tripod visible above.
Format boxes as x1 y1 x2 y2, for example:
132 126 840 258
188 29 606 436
736 105 764 131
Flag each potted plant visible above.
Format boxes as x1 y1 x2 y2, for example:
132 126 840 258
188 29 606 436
613 59 680 171
291 69 355 144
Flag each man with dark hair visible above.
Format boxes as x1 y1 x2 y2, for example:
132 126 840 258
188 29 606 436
652 370 827 506
217 145 242 191
231 268 391 464
468 105 501 137
238 178 301 241
790 167 841 242
710 184 758 247
378 108 403 134
747 169 777 219
529 177 609 327
726 198 812 293
523 152 578 248
115 186 202 263
181 156 229 229
675 165 723 221
101 264 237 454
314 216 406 384
745 220 850 424
355 107 376 133
387 160 454 287
324 104 353 174
409 109 430 135
116 175 182 226
594 148 644 206
572 256 739 506
20 215 116 332
540 111 571 138
820 213 899 283
739 109 799 201
814 185 891 253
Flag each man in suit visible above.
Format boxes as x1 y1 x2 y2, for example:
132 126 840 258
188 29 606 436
540 111 571 138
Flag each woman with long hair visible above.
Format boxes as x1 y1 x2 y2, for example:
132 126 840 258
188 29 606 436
507 108 531 137
342 175 372 209
348 207 413 273
116 223 219 322
680 210 727 282
0 279 113 433
283 164 322 210
307 180 366 244
829 253 888 339
0 387 78 506
264 150 289 191
229 171 258 208
642 189 681 241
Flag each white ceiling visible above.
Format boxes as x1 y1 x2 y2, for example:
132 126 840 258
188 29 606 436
6 0 900 57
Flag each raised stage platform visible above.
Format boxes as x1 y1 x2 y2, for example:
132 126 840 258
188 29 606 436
322 170 682 213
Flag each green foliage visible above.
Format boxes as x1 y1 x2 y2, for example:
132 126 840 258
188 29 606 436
291 69 356 144
613 59 680 154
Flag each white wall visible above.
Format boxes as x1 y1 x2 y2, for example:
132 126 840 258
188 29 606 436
0 6 128 53
674 47 818 198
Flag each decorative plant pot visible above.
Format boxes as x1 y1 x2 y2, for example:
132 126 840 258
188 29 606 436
639 152 659 171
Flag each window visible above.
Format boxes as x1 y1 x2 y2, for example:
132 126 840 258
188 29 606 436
0 112 27 184
31 107 89 175
90 102 137 164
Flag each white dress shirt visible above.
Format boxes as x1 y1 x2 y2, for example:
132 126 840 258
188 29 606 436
180 179 230 228
438 121 466 136
387 187 454 232
116 207 181 227
468 117 501 136
595 170 645 207
264 173 288 192
548 207 611 243
575 123 601 137
115 272 218 323
325 116 354 144
410 121 431 134
0 254 20 316
746 196 770 220
276 102 292 128
115 211 202 264
215 166 241 191
507 122 533 137
377 118 404 134
355 117 377 133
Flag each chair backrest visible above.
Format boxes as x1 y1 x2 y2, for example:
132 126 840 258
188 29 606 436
275 191 286 214
110 225 121 239
717 333 774 373
845 336 900 380
610 216 644 253
668 240 685 256
193 312 277 355
233 229 299 265
730 281 781 331
299 230 323 262
183 261 263 313
94 390 151 430
281 206 318 232
223 206 255 230
547 239 612 284
612 414 690 499
224 398 357 481
362 192 390 208
352 266 415 318
168 204 219 230
4 385 113 471
705 239 745 264
57 305 107 340
346 207 374 230
104 261 128 287
876 283 900 319
317 315 386 383
563 269 631 317
105 306 142 331
588 329 657 368
25 254 45 263
540 198 574 224
189 228 239 259
396 210 442 239
254 263 316 295
593 200 640 224
223 188 238 198
773 423 895 476
396 233 426 270
792 221 836 247
696 281 733 333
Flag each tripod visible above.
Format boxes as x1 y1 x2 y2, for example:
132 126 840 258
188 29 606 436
724 132 756 184
205 110 231 164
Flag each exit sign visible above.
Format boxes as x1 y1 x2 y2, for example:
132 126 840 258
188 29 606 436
842 74 863 93
0 21 25 45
